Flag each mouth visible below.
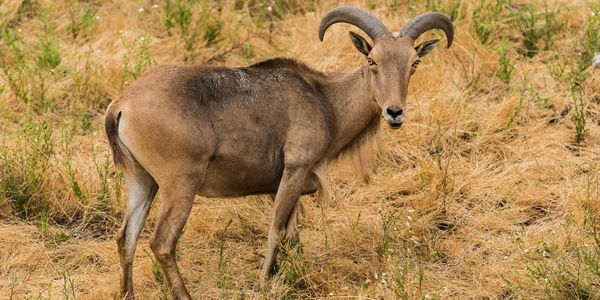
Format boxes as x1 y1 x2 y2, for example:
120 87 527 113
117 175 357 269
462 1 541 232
383 114 404 129
387 121 403 129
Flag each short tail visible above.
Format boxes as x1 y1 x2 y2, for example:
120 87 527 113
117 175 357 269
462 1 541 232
105 109 135 170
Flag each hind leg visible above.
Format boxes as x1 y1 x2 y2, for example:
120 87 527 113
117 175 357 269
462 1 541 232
117 166 158 299
149 181 196 299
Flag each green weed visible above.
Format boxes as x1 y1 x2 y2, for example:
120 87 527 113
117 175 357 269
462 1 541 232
1 15 62 113
541 3 561 51
144 248 168 298
217 219 233 296
513 5 542 58
393 260 425 300
164 0 207 62
531 89 551 109
578 3 600 70
275 237 309 300
1 26 33 105
472 0 507 44
426 0 464 21
368 0 377 10
570 66 587 143
497 39 515 85
376 209 398 259
85 148 119 232
53 231 71 246
199 3 223 51
71 53 104 109
507 91 525 129
67 3 96 40
61 267 76 300
393 260 411 300
242 43 254 63
62 125 87 205
37 22 61 70
0 117 53 219
120 34 154 91
574 167 600 297
0 24 25 64
572 87 587 144
548 53 571 83
37 212 50 236
387 0 401 14
512 4 560 58
203 20 222 47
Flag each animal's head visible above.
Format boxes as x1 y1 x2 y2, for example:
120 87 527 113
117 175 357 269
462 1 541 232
319 6 453 129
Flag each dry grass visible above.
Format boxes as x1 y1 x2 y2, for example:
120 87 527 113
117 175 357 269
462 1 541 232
1 0 600 299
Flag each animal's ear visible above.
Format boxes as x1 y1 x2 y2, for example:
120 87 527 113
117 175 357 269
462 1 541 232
349 31 372 56
415 39 440 57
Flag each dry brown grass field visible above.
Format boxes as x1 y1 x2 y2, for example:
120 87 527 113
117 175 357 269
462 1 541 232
1 0 599 299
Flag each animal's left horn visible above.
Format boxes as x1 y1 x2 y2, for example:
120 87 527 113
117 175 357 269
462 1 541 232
399 12 454 48
318 6 390 42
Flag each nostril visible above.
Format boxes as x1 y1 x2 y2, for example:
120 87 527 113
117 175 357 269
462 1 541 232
386 106 403 118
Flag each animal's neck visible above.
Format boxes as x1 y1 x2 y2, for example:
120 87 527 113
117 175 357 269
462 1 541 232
322 65 381 160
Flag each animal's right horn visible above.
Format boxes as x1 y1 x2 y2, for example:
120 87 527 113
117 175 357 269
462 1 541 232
319 6 390 42
399 12 454 48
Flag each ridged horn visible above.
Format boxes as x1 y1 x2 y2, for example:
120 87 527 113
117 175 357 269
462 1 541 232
318 6 390 42
399 12 454 48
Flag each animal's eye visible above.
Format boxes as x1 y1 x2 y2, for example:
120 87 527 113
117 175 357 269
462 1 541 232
411 59 421 69
367 58 377 66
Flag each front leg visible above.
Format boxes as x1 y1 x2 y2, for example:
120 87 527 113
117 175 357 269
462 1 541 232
260 164 309 287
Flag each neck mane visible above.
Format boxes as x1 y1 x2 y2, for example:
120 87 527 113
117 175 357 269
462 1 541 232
322 65 382 182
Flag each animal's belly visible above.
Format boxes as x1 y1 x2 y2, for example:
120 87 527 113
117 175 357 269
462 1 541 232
197 153 284 197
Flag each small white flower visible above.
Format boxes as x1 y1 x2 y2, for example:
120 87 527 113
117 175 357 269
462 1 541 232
138 7 144 13
152 4 159 9
17 28 22 32
140 37 145 42
592 11 596 17
95 15 100 20
267 6 272 12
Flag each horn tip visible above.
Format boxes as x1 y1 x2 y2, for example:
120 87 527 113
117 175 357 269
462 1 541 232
446 34 453 48
318 31 325 42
